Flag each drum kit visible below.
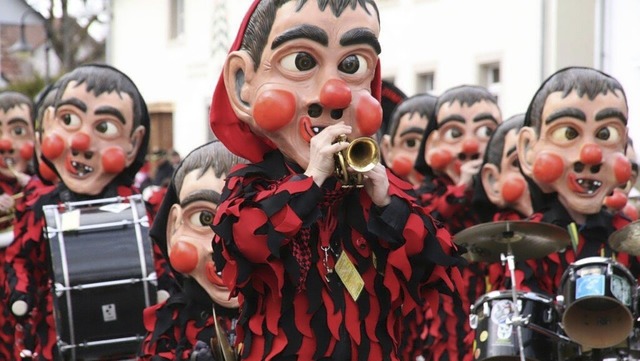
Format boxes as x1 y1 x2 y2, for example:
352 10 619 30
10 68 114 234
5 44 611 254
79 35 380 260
455 220 640 361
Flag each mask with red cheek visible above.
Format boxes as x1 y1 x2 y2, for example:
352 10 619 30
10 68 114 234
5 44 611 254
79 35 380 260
622 202 639 221
101 147 127 174
427 148 453 172
501 174 527 204
613 153 632 185
390 156 413 178
19 142 34 162
253 88 297 133
355 92 382 137
41 133 65 160
531 151 565 190
169 240 198 274
604 188 628 211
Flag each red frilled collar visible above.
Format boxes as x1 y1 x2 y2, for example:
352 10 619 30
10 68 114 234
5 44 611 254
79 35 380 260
209 0 382 163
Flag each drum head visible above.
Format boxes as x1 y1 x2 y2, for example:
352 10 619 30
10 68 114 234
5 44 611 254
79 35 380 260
562 296 634 349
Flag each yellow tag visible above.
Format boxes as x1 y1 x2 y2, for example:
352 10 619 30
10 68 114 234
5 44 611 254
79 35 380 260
334 251 364 301
568 222 579 253
61 209 81 231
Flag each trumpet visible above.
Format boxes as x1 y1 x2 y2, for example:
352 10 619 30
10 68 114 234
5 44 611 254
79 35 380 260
334 135 380 188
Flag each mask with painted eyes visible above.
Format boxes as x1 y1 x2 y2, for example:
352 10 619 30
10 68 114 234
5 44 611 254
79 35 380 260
220 1 382 169
0 101 35 178
518 89 630 222
167 167 239 309
41 81 144 195
426 99 501 184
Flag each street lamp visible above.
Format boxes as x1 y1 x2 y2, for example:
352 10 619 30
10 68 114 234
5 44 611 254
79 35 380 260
9 10 51 84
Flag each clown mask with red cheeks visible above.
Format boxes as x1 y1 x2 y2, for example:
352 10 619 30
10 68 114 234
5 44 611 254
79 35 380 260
518 89 630 224
224 1 382 169
481 128 532 217
0 103 34 178
426 99 501 185
40 81 144 195
380 112 428 185
167 167 239 309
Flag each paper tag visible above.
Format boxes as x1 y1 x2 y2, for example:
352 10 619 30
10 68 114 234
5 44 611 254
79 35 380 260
100 203 131 213
61 209 81 231
334 251 364 301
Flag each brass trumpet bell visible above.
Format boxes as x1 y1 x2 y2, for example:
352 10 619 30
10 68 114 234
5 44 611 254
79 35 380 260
334 135 380 188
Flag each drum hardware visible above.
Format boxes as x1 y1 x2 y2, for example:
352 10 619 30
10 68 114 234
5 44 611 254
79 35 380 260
333 135 380 188
502 244 527 361
453 221 571 263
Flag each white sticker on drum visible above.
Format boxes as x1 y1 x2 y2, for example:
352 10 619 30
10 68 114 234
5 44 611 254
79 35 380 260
102 304 117 322
576 274 605 299
611 275 632 306
61 209 81 231
100 203 131 213
490 300 514 341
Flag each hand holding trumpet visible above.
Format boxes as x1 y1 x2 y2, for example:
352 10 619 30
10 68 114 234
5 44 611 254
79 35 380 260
304 122 390 207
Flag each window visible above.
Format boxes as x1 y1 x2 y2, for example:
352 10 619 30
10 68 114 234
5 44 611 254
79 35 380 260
169 0 185 40
416 72 435 93
480 62 501 103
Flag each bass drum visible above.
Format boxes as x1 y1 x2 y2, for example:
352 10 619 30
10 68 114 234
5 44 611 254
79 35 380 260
557 257 637 350
44 195 157 360
470 290 559 361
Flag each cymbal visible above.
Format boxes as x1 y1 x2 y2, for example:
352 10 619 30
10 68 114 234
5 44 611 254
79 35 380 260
609 220 640 255
453 221 571 263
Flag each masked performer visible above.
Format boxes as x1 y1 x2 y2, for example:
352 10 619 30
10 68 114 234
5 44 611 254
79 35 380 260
0 91 36 359
412 84 502 361
380 93 437 187
209 1 466 360
4 64 150 360
516 67 640 357
139 141 246 361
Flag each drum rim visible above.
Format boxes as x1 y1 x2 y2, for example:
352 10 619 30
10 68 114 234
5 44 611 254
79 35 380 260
560 256 635 285
472 290 553 309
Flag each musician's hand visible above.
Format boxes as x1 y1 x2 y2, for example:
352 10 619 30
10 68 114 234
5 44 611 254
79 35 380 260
457 158 482 189
305 122 352 186
363 163 391 207
0 194 15 214
191 340 215 361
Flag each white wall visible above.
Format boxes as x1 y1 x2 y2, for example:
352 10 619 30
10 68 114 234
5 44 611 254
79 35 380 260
604 0 640 151
108 0 639 156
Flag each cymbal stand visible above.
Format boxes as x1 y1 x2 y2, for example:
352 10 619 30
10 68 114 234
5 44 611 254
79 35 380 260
500 232 526 361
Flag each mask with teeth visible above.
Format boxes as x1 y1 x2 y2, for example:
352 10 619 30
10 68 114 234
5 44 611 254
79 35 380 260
517 68 630 222
41 74 145 196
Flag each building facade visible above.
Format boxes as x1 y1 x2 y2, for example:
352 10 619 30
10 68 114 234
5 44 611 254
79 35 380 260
108 0 640 156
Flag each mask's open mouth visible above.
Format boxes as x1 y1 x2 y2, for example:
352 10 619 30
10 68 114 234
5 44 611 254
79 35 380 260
66 157 94 177
569 173 603 195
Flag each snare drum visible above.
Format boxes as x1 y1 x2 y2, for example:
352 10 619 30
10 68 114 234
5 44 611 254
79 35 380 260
469 290 558 361
44 195 157 360
557 257 637 350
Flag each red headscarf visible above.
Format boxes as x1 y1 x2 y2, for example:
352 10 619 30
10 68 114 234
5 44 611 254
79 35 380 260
209 0 382 163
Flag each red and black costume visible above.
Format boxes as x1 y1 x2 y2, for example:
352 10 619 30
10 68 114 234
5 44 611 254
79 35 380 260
412 175 484 361
0 174 32 360
139 176 238 361
140 279 238 361
210 151 465 361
